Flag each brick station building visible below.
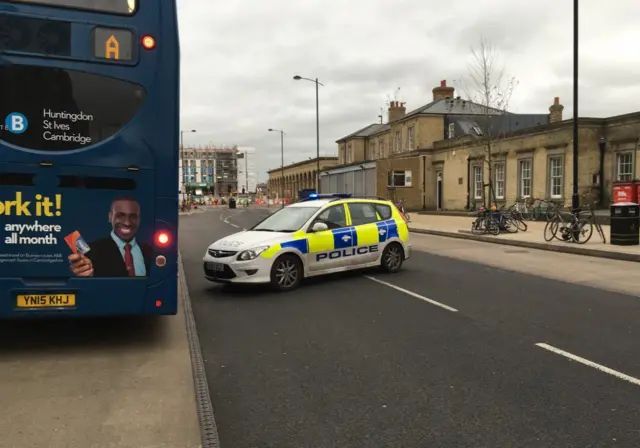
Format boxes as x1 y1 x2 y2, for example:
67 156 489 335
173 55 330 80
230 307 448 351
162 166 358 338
323 80 640 211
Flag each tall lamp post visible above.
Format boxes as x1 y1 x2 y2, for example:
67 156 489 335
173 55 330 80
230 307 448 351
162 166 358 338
180 129 196 202
244 149 249 194
571 0 579 215
268 128 285 208
293 75 323 193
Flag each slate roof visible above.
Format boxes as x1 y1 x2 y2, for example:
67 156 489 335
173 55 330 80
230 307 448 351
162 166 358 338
337 97 548 143
447 113 549 139
336 123 390 143
404 97 505 119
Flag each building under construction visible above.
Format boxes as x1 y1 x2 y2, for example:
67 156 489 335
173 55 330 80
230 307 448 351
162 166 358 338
214 146 239 195
178 144 238 196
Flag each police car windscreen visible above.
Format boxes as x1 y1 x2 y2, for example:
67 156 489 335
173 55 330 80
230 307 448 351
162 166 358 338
252 207 319 232
10 0 136 14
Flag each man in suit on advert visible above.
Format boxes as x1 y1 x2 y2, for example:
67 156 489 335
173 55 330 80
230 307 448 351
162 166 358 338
68 196 152 277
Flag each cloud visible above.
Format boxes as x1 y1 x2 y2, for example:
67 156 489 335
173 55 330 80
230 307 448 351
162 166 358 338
179 0 640 180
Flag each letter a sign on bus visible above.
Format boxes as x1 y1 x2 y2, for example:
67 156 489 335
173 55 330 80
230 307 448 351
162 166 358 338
106 35 120 60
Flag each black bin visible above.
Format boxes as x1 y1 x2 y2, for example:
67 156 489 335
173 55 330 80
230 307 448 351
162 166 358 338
610 203 640 246
228 198 236 209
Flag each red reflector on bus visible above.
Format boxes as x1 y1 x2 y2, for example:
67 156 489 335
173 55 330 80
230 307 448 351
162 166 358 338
141 35 156 50
155 300 162 307
155 231 170 247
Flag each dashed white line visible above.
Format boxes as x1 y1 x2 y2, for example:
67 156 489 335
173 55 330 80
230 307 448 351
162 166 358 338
365 276 458 312
218 210 247 230
535 343 640 387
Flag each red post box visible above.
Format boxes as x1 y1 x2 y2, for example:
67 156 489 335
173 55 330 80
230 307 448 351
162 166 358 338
612 181 637 204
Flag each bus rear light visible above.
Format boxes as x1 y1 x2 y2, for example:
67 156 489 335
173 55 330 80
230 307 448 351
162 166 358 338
155 300 162 307
141 35 156 50
155 231 170 247
156 255 167 267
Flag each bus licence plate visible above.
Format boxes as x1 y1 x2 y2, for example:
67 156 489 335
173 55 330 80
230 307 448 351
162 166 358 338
207 262 224 272
17 294 76 308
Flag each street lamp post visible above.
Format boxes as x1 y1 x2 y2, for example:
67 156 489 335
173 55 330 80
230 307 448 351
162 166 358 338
293 75 323 193
245 149 249 194
571 0 579 215
268 128 285 208
180 129 196 202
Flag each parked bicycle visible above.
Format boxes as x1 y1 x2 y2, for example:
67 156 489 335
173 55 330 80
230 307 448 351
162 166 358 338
543 201 606 244
395 199 411 222
583 202 607 243
470 204 527 235
530 198 560 221
505 202 530 230
470 207 499 235
508 198 534 220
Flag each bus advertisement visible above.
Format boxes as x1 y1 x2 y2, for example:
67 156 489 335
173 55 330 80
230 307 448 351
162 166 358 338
0 0 180 317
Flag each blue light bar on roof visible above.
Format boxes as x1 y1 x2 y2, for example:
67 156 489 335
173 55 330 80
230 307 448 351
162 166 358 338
304 193 352 201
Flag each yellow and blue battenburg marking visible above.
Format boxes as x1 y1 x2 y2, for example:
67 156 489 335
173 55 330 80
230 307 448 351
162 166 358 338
260 217 408 260
260 230 308 258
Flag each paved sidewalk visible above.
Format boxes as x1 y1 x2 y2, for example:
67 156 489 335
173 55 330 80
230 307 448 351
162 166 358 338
409 214 640 262
0 269 201 448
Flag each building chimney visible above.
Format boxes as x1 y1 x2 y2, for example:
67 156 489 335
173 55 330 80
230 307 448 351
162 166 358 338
432 79 455 101
549 96 564 123
388 101 406 123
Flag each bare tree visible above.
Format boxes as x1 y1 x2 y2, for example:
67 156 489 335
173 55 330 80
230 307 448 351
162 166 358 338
382 87 402 123
456 37 518 207
378 87 403 200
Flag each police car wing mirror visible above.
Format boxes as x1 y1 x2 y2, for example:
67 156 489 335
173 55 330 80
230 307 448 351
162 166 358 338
311 222 328 233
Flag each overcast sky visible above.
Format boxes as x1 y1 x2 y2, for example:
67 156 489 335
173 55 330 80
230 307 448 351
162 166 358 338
178 0 640 181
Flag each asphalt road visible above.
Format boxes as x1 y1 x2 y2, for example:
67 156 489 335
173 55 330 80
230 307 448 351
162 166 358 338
180 207 640 448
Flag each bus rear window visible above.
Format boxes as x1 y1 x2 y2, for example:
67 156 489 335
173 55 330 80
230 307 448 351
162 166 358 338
8 0 136 15
0 64 146 151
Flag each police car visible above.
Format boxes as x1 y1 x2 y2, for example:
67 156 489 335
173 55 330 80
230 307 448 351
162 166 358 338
203 193 411 291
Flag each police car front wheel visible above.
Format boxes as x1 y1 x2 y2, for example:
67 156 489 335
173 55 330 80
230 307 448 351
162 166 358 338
270 254 303 291
381 243 404 273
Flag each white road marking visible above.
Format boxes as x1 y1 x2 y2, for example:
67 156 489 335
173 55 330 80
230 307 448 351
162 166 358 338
365 276 458 312
219 210 247 230
535 343 640 387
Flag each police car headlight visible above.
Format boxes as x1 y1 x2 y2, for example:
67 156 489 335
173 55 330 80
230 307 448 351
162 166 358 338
236 246 270 261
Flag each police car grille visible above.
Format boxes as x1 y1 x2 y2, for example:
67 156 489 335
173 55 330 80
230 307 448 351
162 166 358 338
208 249 237 258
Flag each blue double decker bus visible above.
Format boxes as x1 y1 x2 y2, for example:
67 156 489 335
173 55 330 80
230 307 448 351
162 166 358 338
0 0 180 317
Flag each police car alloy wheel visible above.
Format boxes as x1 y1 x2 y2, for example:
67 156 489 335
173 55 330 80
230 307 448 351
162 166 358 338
381 242 404 273
270 254 302 291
